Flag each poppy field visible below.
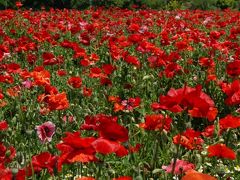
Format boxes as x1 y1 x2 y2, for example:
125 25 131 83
0 6 240 180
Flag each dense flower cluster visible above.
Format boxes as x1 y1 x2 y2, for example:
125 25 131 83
0 4 239 179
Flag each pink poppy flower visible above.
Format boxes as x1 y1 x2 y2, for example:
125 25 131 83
36 121 55 143
22 80 32 89
162 159 195 175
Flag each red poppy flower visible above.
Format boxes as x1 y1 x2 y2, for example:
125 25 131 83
128 33 143 43
108 96 121 103
0 92 3 100
0 143 16 164
220 80 240 106
123 54 141 68
0 120 8 131
6 86 21 98
226 60 240 76
98 120 129 142
6 63 21 74
113 97 141 112
206 74 217 83
0 100 7 108
56 132 97 171
199 57 215 68
0 75 14 84
210 30 222 40
27 54 37 65
68 76 82 88
15 169 26 180
129 143 141 153
219 114 240 130
30 152 58 175
115 145 129 157
201 125 218 137
80 114 118 131
139 114 172 131
208 143 236 160
163 62 182 78
113 176 133 180
147 55 166 68
83 87 92 97
57 69 67 76
175 40 189 51
128 23 140 32
44 85 58 95
173 129 204 150
92 138 121 155
102 64 116 75
0 164 12 180
152 85 218 121
79 32 90 46
31 69 51 86
42 52 57 66
15 1 23 8
47 92 69 111
89 67 107 78
100 77 112 86
181 170 217 180
73 46 86 59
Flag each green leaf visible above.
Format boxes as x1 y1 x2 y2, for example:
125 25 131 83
152 168 162 174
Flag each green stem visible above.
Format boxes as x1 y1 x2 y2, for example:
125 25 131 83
225 129 231 147
96 157 105 180
171 144 180 175
151 137 159 169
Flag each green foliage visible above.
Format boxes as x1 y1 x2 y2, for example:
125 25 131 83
216 0 239 9
182 0 239 10
165 0 185 10
0 0 14 9
141 0 169 9
69 0 90 9
113 0 132 8
185 0 218 10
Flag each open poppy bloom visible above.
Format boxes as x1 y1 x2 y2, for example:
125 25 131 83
220 80 240 106
208 143 236 160
83 87 93 97
68 76 82 88
0 120 8 131
15 1 23 8
0 164 12 180
47 92 69 111
162 159 195 175
152 85 218 121
181 170 217 180
36 121 56 143
219 114 240 130
173 128 204 150
0 143 16 164
112 97 141 112
92 138 128 157
30 152 58 175
226 60 240 77
56 132 98 171
139 114 172 131
31 68 51 86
